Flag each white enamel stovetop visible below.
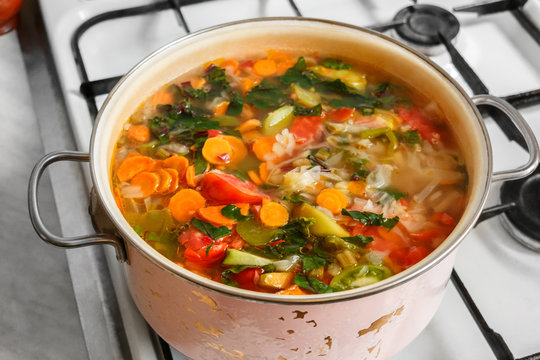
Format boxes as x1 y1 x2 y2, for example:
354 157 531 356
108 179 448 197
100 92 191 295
37 0 540 359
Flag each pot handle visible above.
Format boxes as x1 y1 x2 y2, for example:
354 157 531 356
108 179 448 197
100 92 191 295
472 94 540 183
28 151 127 262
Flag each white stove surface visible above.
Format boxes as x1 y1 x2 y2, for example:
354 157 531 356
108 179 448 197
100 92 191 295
37 0 540 359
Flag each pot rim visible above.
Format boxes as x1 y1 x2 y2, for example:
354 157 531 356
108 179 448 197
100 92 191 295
90 17 492 304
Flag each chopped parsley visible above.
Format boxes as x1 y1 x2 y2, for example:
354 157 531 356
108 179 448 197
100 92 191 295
221 204 250 221
294 274 336 294
321 58 352 70
341 209 399 230
191 218 231 240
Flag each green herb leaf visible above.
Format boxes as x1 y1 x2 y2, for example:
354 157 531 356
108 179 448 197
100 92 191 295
283 193 306 203
279 57 319 89
401 130 422 145
221 265 252 287
341 209 399 230
205 65 230 92
348 157 369 180
379 187 407 201
221 204 250 221
294 104 322 116
302 254 327 272
191 218 231 240
294 274 336 294
193 149 208 175
246 79 288 110
342 234 374 247
226 92 244 116
321 58 352 70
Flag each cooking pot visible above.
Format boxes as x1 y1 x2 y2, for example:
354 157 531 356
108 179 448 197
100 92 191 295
28 18 539 359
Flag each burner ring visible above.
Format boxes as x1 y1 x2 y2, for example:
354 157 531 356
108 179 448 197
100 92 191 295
393 4 460 46
499 168 540 252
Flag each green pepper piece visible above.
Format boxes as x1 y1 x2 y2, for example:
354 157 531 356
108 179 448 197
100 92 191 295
329 264 392 290
262 105 295 136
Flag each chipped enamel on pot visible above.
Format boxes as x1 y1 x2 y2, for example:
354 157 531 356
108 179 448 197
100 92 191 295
91 19 490 359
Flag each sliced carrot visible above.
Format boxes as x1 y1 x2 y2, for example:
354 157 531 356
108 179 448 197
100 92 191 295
348 181 367 198
168 189 206 223
241 129 263 143
233 203 250 216
248 170 263 186
198 205 236 226
127 125 150 143
130 171 160 198
185 164 197 187
202 136 233 165
220 58 239 74
276 284 309 295
241 78 259 95
151 159 164 171
155 169 173 194
114 187 124 214
236 119 261 134
259 162 269 183
163 168 179 194
276 59 297 76
190 77 206 89
266 50 292 62
260 202 289 227
316 188 348 214
252 136 276 161
151 89 174 107
222 135 247 164
240 103 255 120
253 59 277 76
214 101 229 116
117 155 155 182
163 155 189 178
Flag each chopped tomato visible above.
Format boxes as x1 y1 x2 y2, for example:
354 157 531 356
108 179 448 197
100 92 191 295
430 212 455 226
232 268 262 291
178 227 212 250
390 246 430 270
290 115 324 142
201 171 265 204
184 243 228 268
207 129 223 138
328 107 354 123
409 227 447 242
396 105 442 144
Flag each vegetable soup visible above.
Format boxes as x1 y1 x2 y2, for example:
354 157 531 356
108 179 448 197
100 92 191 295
111 51 467 295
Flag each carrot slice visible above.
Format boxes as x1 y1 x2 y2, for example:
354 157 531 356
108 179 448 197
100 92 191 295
236 119 261 134
163 168 179 194
241 78 258 95
202 136 233 165
130 171 160 198
248 170 263 186
260 202 289 227
127 125 150 143
348 181 367 198
198 205 236 226
155 169 173 194
252 136 276 162
316 188 348 214
169 189 206 223
214 101 229 116
259 162 269 183
190 77 206 89
117 155 155 182
222 135 247 164
163 155 189 178
185 164 197 187
221 58 239 74
253 59 277 76
241 129 263 143
151 89 174 107
276 284 309 295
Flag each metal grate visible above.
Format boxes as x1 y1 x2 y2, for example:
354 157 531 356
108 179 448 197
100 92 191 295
69 1 540 358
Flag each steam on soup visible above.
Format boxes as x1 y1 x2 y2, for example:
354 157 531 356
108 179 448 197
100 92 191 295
111 51 467 295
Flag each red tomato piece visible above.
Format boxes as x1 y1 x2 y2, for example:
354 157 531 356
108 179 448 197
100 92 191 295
409 227 446 242
184 243 228 268
207 129 223 138
178 227 212 250
328 107 354 123
404 246 430 268
232 268 262 291
430 212 455 226
290 115 324 141
396 105 442 144
201 171 265 204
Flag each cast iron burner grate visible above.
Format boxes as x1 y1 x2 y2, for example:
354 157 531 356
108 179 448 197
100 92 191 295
393 4 459 54
500 167 540 252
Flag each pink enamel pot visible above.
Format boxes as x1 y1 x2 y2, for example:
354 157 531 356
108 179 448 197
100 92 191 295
29 18 539 359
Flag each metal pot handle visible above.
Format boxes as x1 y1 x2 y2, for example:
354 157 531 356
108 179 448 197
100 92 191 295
28 151 127 262
472 95 539 183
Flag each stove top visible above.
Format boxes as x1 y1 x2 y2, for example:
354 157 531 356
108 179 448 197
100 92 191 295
36 0 540 359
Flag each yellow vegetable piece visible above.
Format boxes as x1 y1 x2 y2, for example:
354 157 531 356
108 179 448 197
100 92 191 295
259 272 296 290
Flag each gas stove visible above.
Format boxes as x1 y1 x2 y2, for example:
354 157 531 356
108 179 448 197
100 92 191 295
35 0 540 359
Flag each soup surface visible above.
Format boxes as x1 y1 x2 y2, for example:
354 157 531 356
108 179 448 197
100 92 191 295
112 51 467 295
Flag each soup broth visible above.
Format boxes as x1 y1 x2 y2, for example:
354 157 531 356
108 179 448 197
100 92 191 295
111 51 467 294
